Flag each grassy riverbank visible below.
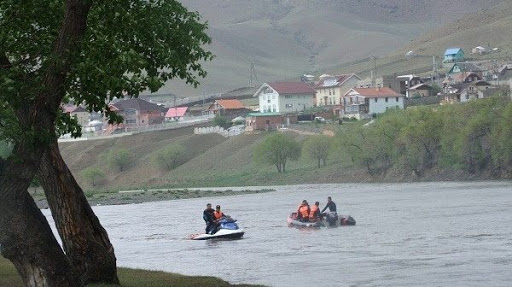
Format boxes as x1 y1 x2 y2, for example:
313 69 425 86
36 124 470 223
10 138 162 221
0 257 262 287
34 187 274 209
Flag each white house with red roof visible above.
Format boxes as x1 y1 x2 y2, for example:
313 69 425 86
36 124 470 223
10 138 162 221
314 74 360 107
253 82 316 114
342 87 404 119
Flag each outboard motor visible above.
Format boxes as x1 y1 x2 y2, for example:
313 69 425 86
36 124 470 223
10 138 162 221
325 212 338 227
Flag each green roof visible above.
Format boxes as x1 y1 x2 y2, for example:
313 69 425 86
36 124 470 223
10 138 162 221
247 112 281 117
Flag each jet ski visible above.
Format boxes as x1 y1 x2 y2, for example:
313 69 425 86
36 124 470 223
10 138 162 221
189 217 244 240
287 212 356 228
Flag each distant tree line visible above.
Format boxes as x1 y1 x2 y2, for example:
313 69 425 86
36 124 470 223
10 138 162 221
339 94 512 177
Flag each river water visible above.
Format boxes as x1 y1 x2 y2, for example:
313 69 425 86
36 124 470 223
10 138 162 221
43 182 512 287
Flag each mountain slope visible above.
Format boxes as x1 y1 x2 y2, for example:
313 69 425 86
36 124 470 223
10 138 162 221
153 0 505 97
330 1 512 79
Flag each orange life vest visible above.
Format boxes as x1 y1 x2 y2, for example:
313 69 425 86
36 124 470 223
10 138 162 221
298 204 309 219
213 211 224 220
309 205 319 219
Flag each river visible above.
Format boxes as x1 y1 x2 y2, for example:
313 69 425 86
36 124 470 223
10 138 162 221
43 182 512 287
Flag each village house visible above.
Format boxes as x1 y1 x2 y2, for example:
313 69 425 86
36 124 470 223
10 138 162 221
253 82 316 114
245 112 290 132
206 99 247 117
63 104 90 127
342 87 404 120
109 98 165 127
408 83 434 98
447 62 484 78
444 71 482 85
442 80 494 103
443 48 465 63
313 74 360 113
165 106 188 121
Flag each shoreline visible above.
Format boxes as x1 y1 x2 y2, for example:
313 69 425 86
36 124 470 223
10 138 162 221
36 187 275 209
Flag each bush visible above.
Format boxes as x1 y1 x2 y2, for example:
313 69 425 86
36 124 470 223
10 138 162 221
81 167 106 187
153 144 185 171
108 148 132 171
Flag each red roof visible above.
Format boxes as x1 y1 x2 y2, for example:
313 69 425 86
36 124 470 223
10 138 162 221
165 107 188 118
215 99 245 110
351 87 402 98
267 82 316 95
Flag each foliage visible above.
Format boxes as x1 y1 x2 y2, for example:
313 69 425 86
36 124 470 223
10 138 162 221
108 149 132 172
253 133 301 173
213 115 230 129
0 0 214 140
337 96 512 177
81 167 106 187
302 135 332 168
153 144 185 171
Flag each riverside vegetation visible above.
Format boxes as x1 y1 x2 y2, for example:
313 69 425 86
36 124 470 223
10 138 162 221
42 91 512 197
0 256 261 287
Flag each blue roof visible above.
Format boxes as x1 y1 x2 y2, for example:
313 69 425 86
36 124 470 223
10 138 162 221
444 48 462 56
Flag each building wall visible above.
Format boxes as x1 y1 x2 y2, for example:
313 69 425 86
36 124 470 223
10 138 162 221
278 94 314 113
408 88 431 98
368 96 404 114
245 116 284 131
316 77 359 106
71 111 89 127
257 86 279 113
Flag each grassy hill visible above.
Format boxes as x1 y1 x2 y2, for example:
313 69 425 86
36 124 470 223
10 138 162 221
151 0 505 97
330 1 512 79
60 125 367 191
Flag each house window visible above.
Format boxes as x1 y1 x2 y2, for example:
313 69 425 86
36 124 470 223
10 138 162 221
272 104 276 112
267 99 271 103
374 98 377 103
396 97 399 102
385 97 389 102
285 104 293 108
125 109 137 116
272 94 276 100
285 95 292 99
466 95 469 100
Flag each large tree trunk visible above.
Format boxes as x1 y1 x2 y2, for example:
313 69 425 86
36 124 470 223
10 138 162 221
0 1 92 285
38 140 119 285
0 144 79 287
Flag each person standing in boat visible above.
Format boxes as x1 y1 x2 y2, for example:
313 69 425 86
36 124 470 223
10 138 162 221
297 200 310 222
203 203 216 234
321 196 337 213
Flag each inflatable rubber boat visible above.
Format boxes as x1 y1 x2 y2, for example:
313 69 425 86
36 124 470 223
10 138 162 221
287 212 356 228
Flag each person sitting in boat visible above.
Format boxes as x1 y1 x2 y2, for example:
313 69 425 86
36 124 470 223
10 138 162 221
309 201 321 222
321 196 337 214
203 203 217 234
213 205 227 222
296 200 310 222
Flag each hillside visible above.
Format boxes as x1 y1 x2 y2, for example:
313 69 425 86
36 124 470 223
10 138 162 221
151 0 505 97
331 1 512 79
60 126 360 191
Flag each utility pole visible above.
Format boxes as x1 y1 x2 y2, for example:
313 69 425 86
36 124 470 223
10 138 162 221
249 62 258 87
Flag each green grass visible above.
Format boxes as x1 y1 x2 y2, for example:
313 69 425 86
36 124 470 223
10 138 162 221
0 257 262 287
